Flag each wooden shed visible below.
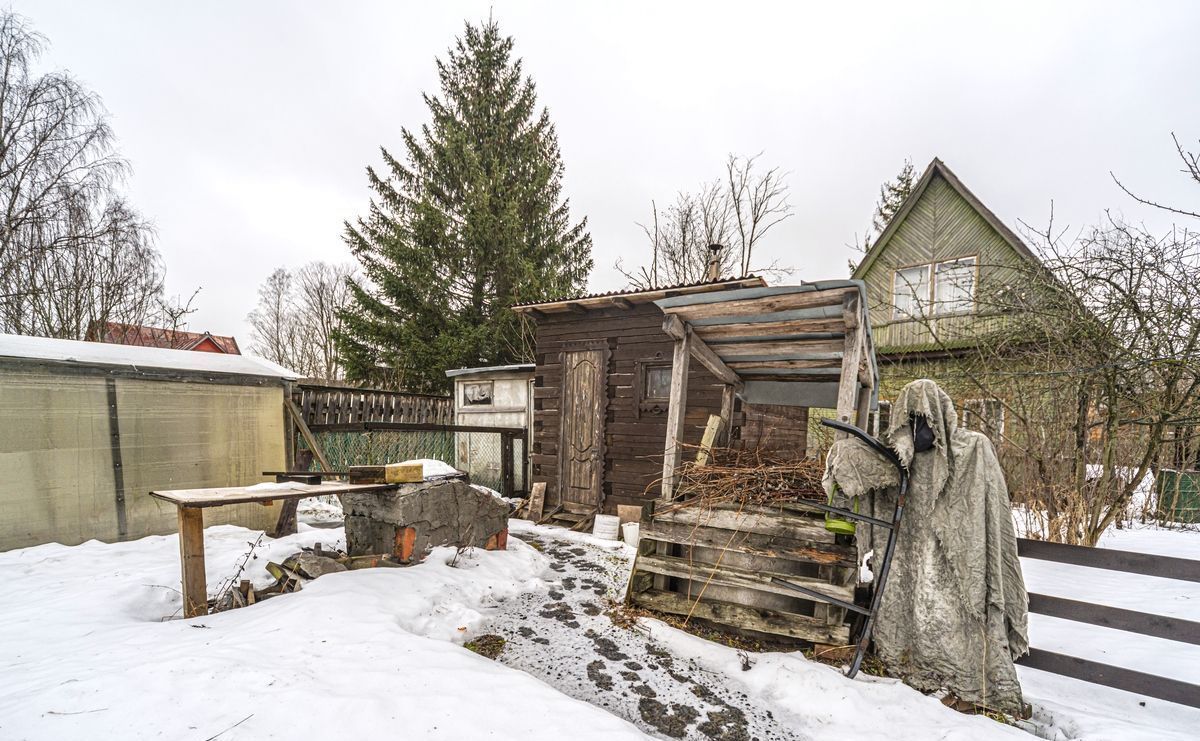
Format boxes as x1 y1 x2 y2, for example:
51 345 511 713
0 334 296 551
513 277 857 526
623 280 880 646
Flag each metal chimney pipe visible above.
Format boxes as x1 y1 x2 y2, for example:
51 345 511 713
705 243 724 281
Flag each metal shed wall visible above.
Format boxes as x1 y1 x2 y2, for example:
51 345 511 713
0 365 286 551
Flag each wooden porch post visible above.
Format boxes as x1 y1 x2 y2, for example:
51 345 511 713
835 292 864 437
661 330 692 501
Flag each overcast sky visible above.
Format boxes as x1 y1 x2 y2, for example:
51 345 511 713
21 1 1200 347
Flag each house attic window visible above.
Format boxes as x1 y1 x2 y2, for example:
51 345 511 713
893 265 930 319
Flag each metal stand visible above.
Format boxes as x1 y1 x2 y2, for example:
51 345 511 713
771 418 908 678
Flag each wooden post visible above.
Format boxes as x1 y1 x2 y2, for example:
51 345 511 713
178 506 207 618
285 397 333 472
661 330 692 501
501 432 515 498
696 414 722 466
719 383 737 447
835 292 864 438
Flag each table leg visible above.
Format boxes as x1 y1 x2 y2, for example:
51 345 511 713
178 506 207 618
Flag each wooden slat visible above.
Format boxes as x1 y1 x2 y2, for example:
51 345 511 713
1017 648 1200 709
653 504 835 544
727 357 842 371
692 317 845 342
709 338 846 359
642 520 856 567
1028 593 1200 645
664 287 852 323
1017 538 1200 583
635 551 855 602
631 588 849 644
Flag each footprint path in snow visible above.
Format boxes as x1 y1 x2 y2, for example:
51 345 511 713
485 532 805 741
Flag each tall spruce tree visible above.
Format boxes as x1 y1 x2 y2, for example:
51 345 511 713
868 158 917 243
336 19 592 392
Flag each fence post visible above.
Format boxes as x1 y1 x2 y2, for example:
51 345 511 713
501 432 515 498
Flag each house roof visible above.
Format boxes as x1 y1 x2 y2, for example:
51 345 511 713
853 158 1040 280
511 276 766 314
653 280 877 409
0 333 296 380
87 322 241 354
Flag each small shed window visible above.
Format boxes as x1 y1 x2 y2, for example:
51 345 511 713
934 257 976 314
892 265 930 319
644 365 671 401
463 381 493 406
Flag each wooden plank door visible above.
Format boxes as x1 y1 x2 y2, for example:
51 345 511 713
559 346 606 511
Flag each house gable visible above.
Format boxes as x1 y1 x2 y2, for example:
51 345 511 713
853 159 1039 353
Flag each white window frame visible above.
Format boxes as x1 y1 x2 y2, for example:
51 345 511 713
891 264 932 320
891 254 978 319
933 256 977 315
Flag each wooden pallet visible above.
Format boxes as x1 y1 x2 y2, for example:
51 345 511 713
627 500 858 645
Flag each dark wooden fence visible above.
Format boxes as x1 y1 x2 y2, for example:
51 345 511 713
1016 537 1200 708
292 383 453 427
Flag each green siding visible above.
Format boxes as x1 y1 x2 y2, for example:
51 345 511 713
859 172 1027 351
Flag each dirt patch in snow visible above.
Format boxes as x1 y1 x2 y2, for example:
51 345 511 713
482 529 794 740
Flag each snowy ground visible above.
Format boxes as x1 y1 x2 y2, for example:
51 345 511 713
0 517 1196 740
0 524 647 740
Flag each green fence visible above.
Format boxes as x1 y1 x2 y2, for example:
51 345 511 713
297 422 527 496
1156 469 1200 524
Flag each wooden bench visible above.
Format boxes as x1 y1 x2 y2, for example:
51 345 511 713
150 482 395 617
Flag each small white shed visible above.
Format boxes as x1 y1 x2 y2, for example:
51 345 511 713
0 334 297 551
446 364 534 493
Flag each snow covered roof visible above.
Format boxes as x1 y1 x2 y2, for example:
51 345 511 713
445 363 535 378
0 333 298 380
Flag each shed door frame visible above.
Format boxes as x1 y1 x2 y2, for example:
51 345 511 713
557 340 609 513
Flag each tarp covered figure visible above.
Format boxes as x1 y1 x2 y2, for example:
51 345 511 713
823 379 1029 714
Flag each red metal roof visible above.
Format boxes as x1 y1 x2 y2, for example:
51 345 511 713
87 322 241 355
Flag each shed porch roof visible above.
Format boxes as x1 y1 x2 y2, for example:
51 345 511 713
653 281 878 409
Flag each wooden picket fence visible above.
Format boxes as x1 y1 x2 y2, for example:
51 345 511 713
292 383 453 427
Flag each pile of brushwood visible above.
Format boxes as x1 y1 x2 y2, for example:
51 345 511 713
661 445 826 513
210 541 405 612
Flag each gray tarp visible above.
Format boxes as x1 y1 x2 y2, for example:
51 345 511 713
823 379 1029 714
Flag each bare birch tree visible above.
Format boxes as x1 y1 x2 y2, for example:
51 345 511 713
0 11 162 339
248 261 357 380
618 153 792 289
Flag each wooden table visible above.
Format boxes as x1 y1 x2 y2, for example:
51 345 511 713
151 482 396 617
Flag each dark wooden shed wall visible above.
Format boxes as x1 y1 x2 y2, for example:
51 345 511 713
530 302 811 514
531 303 728 513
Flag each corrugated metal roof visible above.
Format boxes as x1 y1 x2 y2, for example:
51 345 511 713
511 276 764 310
0 333 297 380
445 363 535 378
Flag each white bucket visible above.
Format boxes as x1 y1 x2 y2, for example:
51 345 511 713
621 521 640 546
592 514 620 540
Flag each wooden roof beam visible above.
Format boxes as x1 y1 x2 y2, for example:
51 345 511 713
662 315 741 386
565 302 587 314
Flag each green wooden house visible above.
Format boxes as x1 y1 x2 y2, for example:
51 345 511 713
852 158 1043 432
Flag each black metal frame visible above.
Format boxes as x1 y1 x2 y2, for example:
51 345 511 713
771 418 908 678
